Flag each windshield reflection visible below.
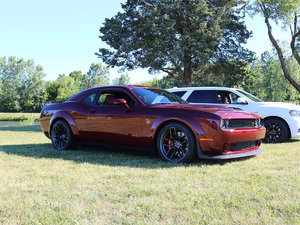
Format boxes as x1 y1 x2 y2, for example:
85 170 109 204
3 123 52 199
132 88 187 105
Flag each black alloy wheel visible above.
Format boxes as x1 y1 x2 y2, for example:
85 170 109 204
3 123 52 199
51 120 74 150
157 122 196 163
264 118 289 143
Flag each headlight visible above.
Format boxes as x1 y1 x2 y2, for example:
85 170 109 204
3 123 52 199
289 110 300 117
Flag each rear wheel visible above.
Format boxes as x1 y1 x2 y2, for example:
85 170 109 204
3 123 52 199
51 120 74 150
264 118 289 143
156 122 196 163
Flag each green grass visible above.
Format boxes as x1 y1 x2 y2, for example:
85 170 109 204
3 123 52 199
0 112 40 122
0 124 299 225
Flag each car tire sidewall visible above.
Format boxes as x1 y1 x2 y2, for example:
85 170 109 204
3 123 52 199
156 122 196 163
51 120 74 150
264 118 289 143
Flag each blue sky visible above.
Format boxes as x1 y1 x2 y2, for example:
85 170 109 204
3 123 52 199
0 0 290 83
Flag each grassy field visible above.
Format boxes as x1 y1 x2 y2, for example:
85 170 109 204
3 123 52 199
0 123 299 224
0 112 40 122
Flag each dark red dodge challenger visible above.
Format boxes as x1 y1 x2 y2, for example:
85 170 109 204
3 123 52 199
40 85 266 162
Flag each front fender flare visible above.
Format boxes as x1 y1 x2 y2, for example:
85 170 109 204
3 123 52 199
150 115 207 156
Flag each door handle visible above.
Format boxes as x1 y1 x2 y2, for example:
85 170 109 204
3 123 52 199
90 109 96 113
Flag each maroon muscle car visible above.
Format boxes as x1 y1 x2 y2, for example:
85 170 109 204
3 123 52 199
40 85 266 162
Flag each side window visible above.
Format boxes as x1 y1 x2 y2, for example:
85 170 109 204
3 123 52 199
172 91 187 98
96 91 136 106
81 92 98 105
97 93 112 105
217 91 241 104
229 92 241 104
186 90 218 103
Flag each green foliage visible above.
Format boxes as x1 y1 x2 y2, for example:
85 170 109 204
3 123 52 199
112 73 130 85
98 0 253 86
69 70 89 90
0 78 2 100
55 74 80 103
0 57 47 112
0 58 112 110
248 0 300 93
250 0 300 25
86 62 110 88
240 51 300 104
44 62 111 103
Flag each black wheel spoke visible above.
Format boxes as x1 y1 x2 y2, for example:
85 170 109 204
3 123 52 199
264 120 287 143
169 149 176 160
159 126 190 162
51 121 72 150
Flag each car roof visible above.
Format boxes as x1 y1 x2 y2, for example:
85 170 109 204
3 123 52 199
66 85 160 102
167 87 240 92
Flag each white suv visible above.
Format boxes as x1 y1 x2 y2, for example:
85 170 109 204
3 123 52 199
168 87 300 143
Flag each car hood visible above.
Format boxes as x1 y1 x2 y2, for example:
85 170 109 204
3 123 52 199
151 104 260 119
256 102 300 110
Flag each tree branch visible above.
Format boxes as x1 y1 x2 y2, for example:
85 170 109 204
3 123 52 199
290 13 300 65
260 2 300 93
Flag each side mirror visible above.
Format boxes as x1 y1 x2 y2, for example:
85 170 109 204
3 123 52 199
237 97 247 104
114 99 130 110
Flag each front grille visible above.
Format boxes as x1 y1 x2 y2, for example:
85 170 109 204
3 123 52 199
221 119 263 129
229 119 257 128
230 140 258 151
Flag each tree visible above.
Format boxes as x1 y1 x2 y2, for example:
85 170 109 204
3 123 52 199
46 74 80 103
69 70 89 90
240 51 300 104
249 0 300 92
86 62 110 88
0 78 3 111
97 0 253 86
112 73 130 85
22 64 47 111
0 56 47 112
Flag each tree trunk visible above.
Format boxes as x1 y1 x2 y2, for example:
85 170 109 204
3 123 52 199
260 3 300 93
290 13 300 65
183 53 192 86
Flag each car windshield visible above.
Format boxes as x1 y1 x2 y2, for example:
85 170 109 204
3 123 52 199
132 88 187 105
236 89 263 102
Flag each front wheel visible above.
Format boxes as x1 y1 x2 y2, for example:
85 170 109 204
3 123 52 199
156 122 196 163
264 118 289 143
51 120 74 150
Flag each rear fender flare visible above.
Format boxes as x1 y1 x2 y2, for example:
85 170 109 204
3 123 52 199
49 111 79 137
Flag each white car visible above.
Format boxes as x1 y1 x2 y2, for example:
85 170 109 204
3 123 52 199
168 87 300 143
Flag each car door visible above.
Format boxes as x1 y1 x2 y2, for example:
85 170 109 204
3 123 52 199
71 90 100 142
87 89 145 147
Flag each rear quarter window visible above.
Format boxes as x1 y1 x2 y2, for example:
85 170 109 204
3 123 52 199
81 92 98 105
171 91 187 98
186 90 218 103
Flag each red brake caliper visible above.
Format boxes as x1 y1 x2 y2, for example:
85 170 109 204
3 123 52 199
168 135 173 152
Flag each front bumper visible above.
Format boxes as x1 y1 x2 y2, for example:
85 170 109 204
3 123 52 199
198 148 263 160
198 127 266 155
290 116 300 138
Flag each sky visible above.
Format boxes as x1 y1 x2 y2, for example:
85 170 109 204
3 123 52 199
0 0 291 83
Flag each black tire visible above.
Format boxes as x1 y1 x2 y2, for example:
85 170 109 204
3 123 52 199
264 118 289 143
156 122 196 163
50 120 74 150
